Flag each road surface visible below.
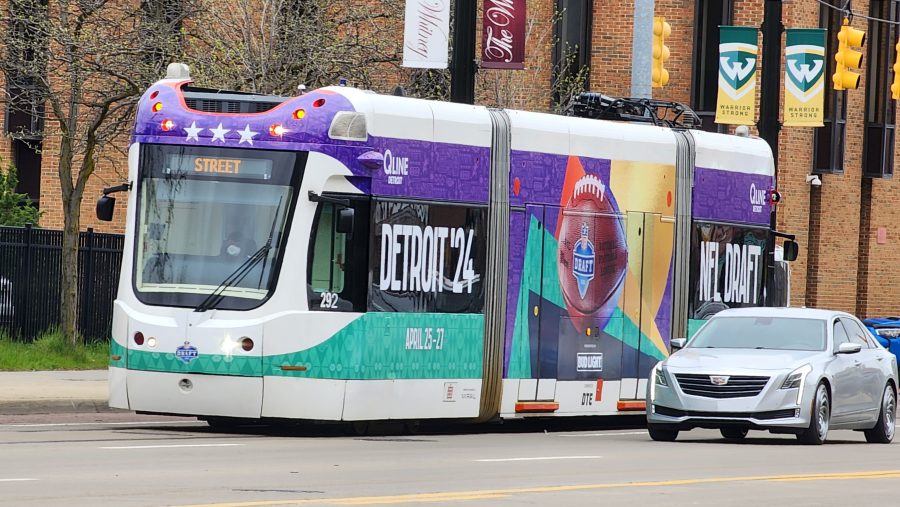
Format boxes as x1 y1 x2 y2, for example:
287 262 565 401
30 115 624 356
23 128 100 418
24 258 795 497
1 412 897 506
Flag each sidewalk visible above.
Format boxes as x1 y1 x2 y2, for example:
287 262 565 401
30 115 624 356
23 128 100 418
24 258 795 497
0 370 114 415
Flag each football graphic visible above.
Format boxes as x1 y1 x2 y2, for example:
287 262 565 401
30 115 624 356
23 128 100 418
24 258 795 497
557 174 628 316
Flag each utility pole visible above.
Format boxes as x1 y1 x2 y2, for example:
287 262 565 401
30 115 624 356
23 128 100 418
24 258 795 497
758 0 783 306
450 0 477 104
631 0 655 98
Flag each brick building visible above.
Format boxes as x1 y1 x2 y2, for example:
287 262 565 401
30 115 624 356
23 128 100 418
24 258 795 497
583 0 899 318
4 0 898 317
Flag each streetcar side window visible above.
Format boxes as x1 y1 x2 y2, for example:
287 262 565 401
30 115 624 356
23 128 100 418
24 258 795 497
309 203 346 294
307 199 370 312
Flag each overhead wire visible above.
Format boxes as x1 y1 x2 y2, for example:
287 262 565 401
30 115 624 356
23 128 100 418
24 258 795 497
813 0 900 26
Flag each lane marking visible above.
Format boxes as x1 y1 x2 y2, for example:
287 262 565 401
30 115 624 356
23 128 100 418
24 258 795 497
100 443 245 450
172 469 900 507
474 455 603 462
0 421 201 429
557 431 647 437
0 478 38 482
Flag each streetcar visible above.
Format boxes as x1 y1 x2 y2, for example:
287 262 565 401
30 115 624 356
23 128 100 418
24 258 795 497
99 63 797 424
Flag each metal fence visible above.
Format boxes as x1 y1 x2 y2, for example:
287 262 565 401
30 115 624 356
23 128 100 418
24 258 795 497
0 225 124 343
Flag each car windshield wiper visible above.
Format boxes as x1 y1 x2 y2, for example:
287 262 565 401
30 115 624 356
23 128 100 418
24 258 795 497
194 197 283 313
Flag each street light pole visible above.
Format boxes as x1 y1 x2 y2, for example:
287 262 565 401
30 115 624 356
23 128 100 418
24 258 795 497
450 0 477 104
758 0 783 306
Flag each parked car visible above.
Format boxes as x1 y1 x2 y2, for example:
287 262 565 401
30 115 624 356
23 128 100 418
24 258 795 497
647 307 898 445
864 317 900 353
0 276 13 325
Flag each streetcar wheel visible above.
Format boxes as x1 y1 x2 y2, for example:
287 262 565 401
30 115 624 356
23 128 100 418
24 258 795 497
203 416 242 432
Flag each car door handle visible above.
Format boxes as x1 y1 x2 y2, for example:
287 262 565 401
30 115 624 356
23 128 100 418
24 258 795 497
854 361 862 367
877 357 885 362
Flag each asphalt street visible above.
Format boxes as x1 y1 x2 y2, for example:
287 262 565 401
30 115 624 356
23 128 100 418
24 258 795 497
1 411 899 507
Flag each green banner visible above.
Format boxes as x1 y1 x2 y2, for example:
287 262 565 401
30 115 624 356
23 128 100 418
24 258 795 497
784 28 826 127
715 26 758 126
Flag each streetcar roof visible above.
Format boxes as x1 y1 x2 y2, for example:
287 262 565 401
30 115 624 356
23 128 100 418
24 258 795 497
327 86 773 178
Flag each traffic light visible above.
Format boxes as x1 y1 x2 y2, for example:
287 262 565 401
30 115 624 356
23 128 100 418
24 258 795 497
892 38 900 99
833 18 865 91
652 16 671 88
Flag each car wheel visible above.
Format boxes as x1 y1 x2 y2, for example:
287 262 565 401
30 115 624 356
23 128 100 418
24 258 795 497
720 427 748 440
864 383 896 444
648 423 679 442
798 383 830 445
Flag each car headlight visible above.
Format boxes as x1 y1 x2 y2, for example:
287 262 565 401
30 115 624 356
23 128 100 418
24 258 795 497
653 364 668 387
876 328 900 338
780 364 812 390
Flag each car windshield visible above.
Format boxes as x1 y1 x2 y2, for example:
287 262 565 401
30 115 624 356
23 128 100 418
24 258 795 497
689 316 826 351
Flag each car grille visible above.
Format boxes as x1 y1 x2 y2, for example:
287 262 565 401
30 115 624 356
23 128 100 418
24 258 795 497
674 373 770 398
654 405 796 420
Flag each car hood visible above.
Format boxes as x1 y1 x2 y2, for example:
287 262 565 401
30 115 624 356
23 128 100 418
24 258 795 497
664 347 821 372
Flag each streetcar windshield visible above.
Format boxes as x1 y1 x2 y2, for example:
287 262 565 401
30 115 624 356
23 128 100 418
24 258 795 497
134 144 304 310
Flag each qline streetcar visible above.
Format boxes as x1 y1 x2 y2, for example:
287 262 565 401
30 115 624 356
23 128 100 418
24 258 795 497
100 64 796 425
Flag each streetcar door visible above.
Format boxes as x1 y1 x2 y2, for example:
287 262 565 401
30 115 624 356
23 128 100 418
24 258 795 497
517 204 558 402
619 212 673 400
536 205 562 400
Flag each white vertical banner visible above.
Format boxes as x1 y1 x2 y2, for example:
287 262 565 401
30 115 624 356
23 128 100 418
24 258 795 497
402 0 451 69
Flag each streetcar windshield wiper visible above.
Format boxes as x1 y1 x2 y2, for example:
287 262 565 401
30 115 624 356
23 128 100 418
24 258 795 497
194 197 283 312
193 245 271 312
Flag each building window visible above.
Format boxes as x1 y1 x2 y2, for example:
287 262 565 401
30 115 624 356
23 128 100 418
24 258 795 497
863 0 897 178
552 0 593 109
140 0 186 66
5 0 48 140
691 0 734 133
12 139 41 207
813 2 847 174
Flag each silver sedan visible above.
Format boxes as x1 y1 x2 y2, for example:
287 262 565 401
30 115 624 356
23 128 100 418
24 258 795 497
647 307 899 444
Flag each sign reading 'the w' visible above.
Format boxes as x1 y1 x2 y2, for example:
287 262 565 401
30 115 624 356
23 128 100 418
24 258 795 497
715 26 758 126
784 28 826 127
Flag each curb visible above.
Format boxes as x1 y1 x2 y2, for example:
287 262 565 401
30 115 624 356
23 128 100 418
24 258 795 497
0 399 127 416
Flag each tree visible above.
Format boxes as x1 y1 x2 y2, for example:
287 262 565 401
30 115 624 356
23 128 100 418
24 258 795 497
0 160 41 227
1 0 195 346
477 8 590 113
186 0 403 95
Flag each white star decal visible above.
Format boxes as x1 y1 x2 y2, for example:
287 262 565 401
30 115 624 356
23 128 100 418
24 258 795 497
183 121 203 142
210 123 229 143
237 124 259 145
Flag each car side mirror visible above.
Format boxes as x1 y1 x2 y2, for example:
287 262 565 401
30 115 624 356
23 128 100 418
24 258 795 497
783 240 799 262
671 338 687 351
836 342 863 354
96 195 116 222
336 207 355 234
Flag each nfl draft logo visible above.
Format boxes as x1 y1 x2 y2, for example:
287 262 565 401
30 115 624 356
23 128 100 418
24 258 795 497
176 341 198 364
573 223 595 299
